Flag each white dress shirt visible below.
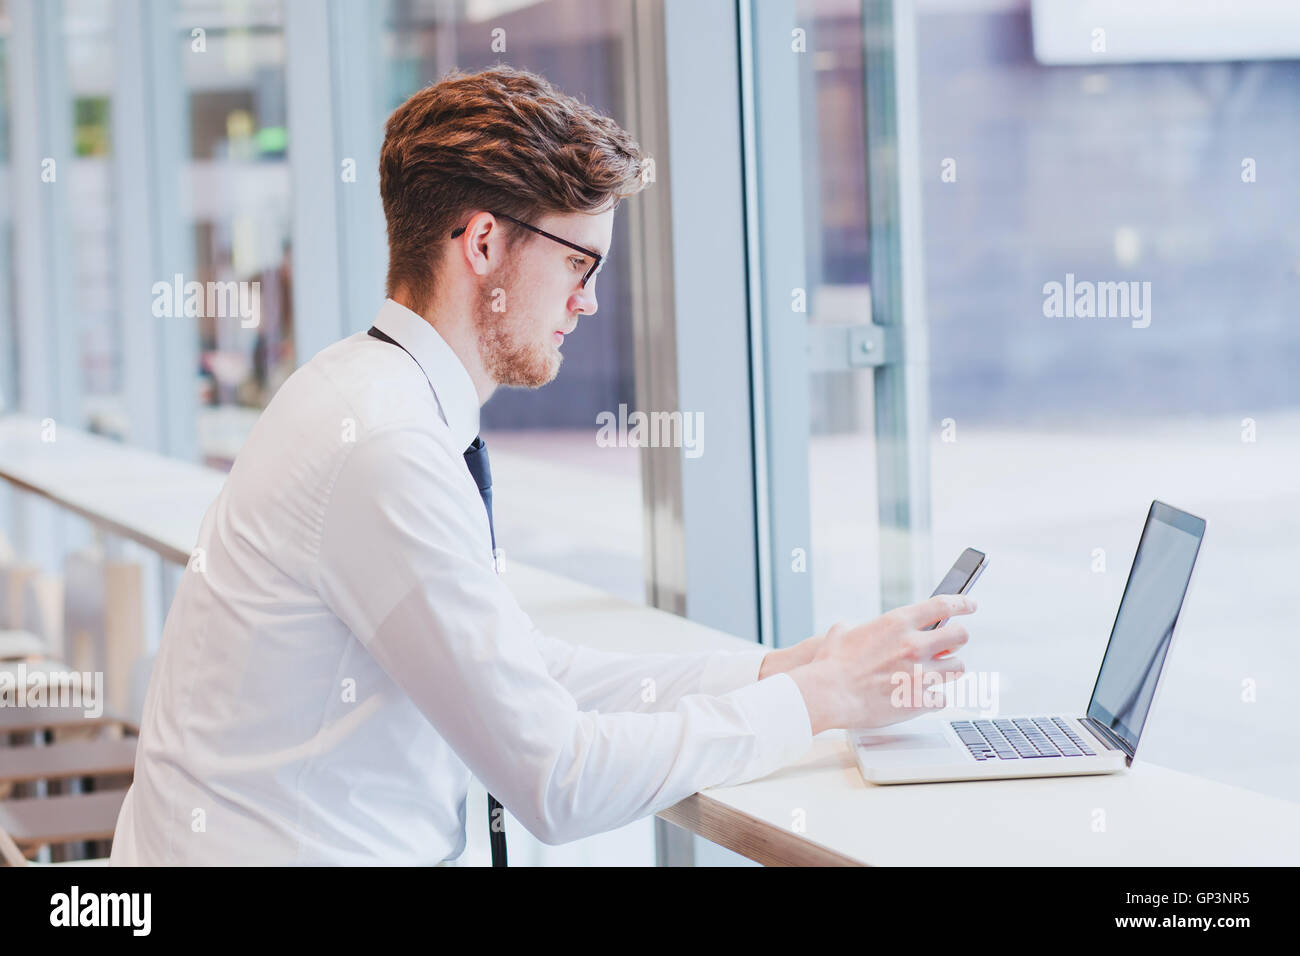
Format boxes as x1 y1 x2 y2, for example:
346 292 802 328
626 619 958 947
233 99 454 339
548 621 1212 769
110 299 812 865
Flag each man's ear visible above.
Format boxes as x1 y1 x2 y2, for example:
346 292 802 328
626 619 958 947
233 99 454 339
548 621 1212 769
459 211 500 279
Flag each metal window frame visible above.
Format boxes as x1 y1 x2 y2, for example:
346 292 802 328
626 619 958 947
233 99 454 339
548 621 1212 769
741 0 933 626
738 0 816 651
0 12 15 548
637 0 932 861
627 0 766 647
284 0 387 356
111 0 202 648
113 0 198 463
863 0 932 609
626 0 769 867
8 0 80 571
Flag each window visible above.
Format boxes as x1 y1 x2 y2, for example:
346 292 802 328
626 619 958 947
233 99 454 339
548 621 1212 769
178 0 293 468
749 0 1300 805
381 0 651 866
64 0 121 438
0 0 17 414
384 0 645 604
915 2 1300 802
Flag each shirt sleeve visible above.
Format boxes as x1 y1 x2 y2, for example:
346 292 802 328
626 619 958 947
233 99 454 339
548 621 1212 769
315 425 813 845
529 627 769 713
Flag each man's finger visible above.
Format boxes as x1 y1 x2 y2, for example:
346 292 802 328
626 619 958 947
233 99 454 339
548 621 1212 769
905 593 977 630
924 620 970 660
927 656 966 682
913 620 969 661
913 657 966 710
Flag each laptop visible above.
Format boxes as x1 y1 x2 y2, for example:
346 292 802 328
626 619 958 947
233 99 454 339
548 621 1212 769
851 500 1205 785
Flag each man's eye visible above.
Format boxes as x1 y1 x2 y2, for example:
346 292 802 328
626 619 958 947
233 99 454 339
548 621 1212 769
570 256 587 271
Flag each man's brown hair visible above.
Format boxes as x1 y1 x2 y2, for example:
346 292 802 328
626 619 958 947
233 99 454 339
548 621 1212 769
380 65 649 312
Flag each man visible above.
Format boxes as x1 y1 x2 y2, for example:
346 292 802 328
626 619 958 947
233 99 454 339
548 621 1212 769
110 66 973 865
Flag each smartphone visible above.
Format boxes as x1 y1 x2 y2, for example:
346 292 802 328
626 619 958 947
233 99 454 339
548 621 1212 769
923 547 987 631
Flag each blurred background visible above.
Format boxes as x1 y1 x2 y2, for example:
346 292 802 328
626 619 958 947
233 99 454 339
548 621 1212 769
0 0 1296 866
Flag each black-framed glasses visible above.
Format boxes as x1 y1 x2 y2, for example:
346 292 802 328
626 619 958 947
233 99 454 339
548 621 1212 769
451 211 604 288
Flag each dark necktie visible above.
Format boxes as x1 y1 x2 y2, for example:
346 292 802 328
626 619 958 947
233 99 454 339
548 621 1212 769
368 325 508 867
461 435 508 868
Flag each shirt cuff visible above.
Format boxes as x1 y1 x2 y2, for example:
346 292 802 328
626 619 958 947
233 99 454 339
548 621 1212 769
719 671 814 784
696 648 769 698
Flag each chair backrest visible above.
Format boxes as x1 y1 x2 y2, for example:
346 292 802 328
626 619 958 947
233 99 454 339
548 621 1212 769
62 548 106 676
0 823 29 867
21 572 64 655
0 562 40 631
62 547 144 716
0 822 110 866
102 560 144 717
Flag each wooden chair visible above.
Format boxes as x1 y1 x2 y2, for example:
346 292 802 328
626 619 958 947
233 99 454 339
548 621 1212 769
0 737 137 789
0 790 125 865
0 664 139 803
62 549 144 718
0 545 145 863
0 629 45 660
0 705 138 739
0 561 40 631
0 701 136 864
0 564 60 660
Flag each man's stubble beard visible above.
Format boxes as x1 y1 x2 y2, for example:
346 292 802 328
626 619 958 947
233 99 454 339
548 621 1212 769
472 261 562 389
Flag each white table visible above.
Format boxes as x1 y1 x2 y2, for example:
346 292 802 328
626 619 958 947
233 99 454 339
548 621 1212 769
660 729 1300 866
4 414 1298 865
506 565 1300 866
0 416 223 566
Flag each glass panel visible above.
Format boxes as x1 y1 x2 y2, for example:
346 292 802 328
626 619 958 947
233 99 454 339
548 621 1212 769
756 0 1299 805
64 0 120 436
795 0 883 635
747 0 883 641
382 0 648 866
0 0 16 413
178 0 293 468
384 0 644 604
914 5 1300 802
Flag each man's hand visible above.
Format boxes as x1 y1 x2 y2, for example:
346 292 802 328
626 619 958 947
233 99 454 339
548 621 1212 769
757 634 821 681
778 594 975 735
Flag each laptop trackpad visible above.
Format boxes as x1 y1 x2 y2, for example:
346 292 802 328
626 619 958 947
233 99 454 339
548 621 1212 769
858 732 951 752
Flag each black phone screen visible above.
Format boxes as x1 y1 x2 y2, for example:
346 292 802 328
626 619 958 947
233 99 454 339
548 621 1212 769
930 548 985 598
924 548 986 632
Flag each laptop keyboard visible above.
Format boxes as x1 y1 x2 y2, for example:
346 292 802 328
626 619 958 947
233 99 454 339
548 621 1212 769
950 718 1097 761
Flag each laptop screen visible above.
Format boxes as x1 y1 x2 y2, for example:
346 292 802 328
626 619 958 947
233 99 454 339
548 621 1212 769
1086 501 1205 755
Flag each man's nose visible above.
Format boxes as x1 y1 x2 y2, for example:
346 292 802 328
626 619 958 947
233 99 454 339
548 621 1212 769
572 279 599 317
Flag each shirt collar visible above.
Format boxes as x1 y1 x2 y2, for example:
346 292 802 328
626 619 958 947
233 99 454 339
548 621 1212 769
371 298 481 451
